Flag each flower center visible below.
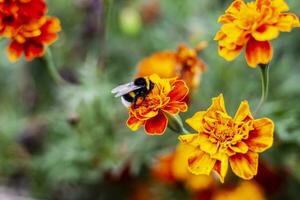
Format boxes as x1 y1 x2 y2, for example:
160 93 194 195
209 119 236 145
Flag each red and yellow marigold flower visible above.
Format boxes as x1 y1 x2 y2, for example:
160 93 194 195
214 0 300 68
152 143 215 191
127 74 189 135
7 16 61 62
0 0 47 37
179 94 274 182
136 43 207 90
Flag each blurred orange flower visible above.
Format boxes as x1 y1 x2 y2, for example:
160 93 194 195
0 0 47 37
214 0 300 68
152 143 215 192
211 181 265 200
136 43 207 90
7 16 61 62
179 94 274 182
127 74 189 135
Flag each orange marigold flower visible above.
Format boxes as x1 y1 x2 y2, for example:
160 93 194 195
211 181 266 200
127 74 189 135
152 143 215 191
0 0 47 37
136 43 207 90
179 94 274 182
214 0 300 68
7 16 61 62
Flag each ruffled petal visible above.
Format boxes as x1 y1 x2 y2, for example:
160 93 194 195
272 0 289 12
127 115 144 131
136 52 177 78
218 45 243 61
186 111 206 132
208 94 227 113
229 141 249 154
246 118 274 152
168 80 189 102
225 0 246 15
187 150 216 176
163 101 188 114
245 38 273 68
24 42 44 60
252 25 279 41
178 133 204 147
213 154 228 183
6 41 24 62
144 111 168 135
229 151 259 180
234 100 253 122
276 13 300 32
199 134 219 155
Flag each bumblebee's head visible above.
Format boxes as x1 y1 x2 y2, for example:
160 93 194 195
134 77 147 87
134 77 154 91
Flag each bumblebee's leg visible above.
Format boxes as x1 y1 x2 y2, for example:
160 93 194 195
141 94 146 103
133 96 138 108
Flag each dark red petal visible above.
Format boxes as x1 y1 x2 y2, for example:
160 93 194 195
144 111 168 135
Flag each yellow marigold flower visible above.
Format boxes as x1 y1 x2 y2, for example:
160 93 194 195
136 43 207 90
178 94 274 182
212 181 266 200
127 74 189 135
152 143 215 191
214 0 300 68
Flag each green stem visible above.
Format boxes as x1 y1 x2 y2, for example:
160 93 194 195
166 113 189 134
44 48 66 85
255 63 270 113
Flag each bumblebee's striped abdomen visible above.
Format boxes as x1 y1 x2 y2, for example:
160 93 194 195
122 93 134 103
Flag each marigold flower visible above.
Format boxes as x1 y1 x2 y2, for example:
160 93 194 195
136 43 207 90
152 143 215 191
214 0 300 68
211 181 265 200
127 74 189 135
179 94 274 182
0 0 47 37
7 16 61 62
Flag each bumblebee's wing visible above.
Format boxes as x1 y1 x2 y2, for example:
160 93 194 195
121 97 132 107
111 82 142 97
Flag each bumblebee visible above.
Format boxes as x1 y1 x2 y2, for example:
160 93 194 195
111 77 154 108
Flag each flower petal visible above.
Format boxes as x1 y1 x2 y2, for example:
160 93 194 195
229 151 259 180
272 0 289 12
6 41 23 62
225 0 246 14
218 45 243 61
199 134 219 155
246 118 274 152
229 141 249 154
136 52 178 78
144 111 168 135
213 154 228 183
188 150 216 176
234 100 253 122
168 80 189 102
186 111 206 132
163 101 188 114
178 133 204 147
252 25 279 41
245 38 273 68
127 115 144 131
276 13 300 32
208 94 227 113
24 42 44 61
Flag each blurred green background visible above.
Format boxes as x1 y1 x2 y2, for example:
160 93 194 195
0 0 300 199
